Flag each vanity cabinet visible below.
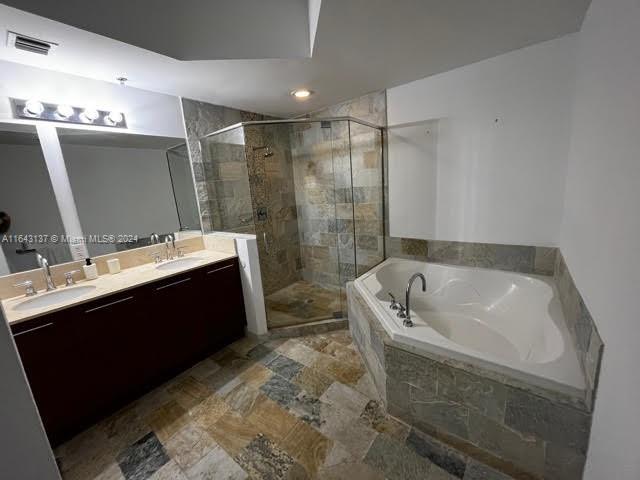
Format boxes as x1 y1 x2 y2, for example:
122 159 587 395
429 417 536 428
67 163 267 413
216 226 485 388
11 257 246 445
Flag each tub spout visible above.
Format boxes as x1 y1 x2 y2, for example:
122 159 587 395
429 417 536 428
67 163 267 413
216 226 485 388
403 273 426 327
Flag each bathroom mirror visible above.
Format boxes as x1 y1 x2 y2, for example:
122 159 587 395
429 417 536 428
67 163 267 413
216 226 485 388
0 122 70 276
57 128 201 258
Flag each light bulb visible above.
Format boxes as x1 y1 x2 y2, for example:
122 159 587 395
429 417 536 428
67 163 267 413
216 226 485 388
107 111 123 124
290 89 313 99
24 99 44 115
56 104 74 119
81 108 99 122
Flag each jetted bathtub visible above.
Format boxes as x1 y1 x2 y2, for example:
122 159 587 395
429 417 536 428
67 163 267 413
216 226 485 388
354 257 585 396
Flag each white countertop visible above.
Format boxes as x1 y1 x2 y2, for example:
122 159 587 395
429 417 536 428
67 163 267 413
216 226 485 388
2 250 236 326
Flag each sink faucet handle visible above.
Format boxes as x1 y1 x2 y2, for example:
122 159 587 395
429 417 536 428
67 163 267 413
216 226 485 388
176 247 185 258
14 280 37 297
388 292 400 310
64 270 80 286
396 303 407 318
148 251 162 264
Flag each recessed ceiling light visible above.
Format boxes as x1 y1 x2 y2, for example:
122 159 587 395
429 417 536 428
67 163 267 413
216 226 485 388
56 104 74 119
291 89 314 99
24 99 44 115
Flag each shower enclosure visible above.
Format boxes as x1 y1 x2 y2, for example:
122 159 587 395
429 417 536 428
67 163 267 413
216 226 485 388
200 118 384 329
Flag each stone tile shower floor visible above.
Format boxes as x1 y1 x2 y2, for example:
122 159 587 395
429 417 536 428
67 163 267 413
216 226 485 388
265 281 345 328
55 330 516 480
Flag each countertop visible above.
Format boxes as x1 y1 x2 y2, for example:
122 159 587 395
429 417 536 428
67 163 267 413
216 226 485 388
2 250 236 326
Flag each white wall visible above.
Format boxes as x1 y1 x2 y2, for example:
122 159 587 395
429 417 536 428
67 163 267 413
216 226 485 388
0 308 60 479
559 0 640 477
387 35 575 246
0 60 183 138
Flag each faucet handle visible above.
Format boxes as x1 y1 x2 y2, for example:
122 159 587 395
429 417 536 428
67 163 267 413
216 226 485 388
64 270 79 286
14 280 37 297
388 292 400 310
148 251 162 263
396 304 407 319
176 247 185 258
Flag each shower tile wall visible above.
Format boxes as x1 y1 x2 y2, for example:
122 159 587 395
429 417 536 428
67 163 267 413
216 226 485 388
181 98 266 232
243 125 302 295
297 91 387 285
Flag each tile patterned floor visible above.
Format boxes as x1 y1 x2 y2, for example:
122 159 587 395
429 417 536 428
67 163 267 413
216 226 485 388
55 330 513 480
265 281 344 328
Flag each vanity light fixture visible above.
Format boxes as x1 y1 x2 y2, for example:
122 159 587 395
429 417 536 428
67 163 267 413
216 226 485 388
290 88 314 99
106 111 123 125
10 98 127 128
56 104 74 119
81 108 100 122
24 99 44 115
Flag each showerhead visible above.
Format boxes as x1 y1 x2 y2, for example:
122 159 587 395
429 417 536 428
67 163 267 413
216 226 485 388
253 145 274 157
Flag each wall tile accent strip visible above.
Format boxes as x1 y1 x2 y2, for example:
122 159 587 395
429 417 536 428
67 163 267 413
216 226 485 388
554 252 604 409
347 284 595 480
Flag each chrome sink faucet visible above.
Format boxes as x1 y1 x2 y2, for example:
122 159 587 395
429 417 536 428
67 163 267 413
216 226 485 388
36 253 56 291
397 272 426 327
165 234 175 260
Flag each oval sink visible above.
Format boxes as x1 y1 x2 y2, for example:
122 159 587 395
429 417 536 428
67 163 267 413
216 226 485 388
13 285 97 311
155 257 203 271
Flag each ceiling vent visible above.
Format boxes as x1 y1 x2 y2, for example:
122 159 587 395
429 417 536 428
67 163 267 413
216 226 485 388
7 31 57 56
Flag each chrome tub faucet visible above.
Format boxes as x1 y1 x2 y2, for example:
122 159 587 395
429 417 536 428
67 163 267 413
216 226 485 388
397 272 426 327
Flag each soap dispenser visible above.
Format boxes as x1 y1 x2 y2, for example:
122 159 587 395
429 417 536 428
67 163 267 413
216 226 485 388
83 258 99 280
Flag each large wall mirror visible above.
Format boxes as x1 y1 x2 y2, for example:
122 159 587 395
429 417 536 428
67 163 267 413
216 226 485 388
57 128 201 258
0 123 201 275
0 123 70 274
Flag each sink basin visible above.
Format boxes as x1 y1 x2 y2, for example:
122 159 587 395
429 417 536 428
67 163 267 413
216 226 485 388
155 257 203 271
13 285 97 311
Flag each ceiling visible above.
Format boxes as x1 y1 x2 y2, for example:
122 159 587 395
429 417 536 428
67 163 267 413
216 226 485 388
0 0 591 117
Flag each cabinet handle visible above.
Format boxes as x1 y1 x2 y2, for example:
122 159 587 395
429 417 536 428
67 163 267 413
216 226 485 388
85 296 134 313
13 322 54 337
155 277 191 291
206 264 234 275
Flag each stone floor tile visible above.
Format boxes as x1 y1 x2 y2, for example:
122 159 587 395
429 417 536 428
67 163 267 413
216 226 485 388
235 433 306 480
320 382 369 415
185 358 221 381
298 334 333 352
190 394 230 432
93 462 126 480
117 432 170 480
352 371 382 402
163 424 217 471
360 400 410 441
223 382 261 415
328 418 378 460
281 421 333 475
246 344 279 365
364 434 433 480
259 373 302 407
100 405 152 454
246 394 301 442
167 376 211 411
237 362 274 390
185 446 248 480
276 339 322 367
405 428 466 478
145 400 189 442
324 329 354 346
149 460 188 480
312 353 365 385
266 355 305 380
322 341 363 366
293 366 334 397
317 461 385 480
228 336 262 357
205 410 263 457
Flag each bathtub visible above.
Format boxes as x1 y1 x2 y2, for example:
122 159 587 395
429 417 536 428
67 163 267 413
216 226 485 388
354 257 585 396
